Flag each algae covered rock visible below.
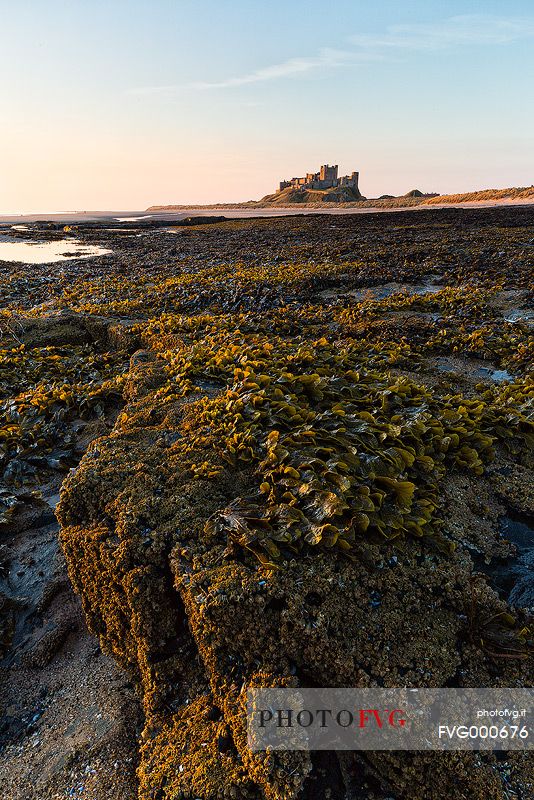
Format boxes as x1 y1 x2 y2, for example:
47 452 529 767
58 325 532 798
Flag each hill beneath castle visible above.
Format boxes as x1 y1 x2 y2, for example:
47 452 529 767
259 184 364 204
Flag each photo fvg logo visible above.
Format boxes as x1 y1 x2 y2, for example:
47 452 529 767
259 707 406 730
248 688 533 751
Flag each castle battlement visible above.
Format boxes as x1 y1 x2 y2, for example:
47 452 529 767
279 164 359 193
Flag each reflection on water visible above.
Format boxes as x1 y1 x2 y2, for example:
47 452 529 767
474 366 514 383
476 513 534 610
498 515 534 610
115 215 154 222
504 308 534 326
436 357 514 383
319 280 443 303
0 236 112 264
371 281 442 299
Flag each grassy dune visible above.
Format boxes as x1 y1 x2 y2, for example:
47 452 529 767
424 185 534 204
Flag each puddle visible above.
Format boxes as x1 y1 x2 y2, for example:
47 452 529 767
114 215 153 222
105 229 147 237
504 309 534 326
474 367 514 383
0 517 60 662
436 357 458 374
500 514 534 551
359 281 443 300
391 283 439 298
436 358 514 383
46 493 61 509
476 513 534 610
320 280 443 302
0 236 112 264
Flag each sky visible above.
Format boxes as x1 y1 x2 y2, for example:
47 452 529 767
0 0 533 211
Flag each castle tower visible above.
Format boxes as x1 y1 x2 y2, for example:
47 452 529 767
319 164 338 183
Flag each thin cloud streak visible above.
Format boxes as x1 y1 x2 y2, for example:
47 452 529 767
350 14 534 51
189 48 379 90
129 14 534 96
129 48 378 96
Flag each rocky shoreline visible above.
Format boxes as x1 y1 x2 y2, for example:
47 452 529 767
0 206 532 798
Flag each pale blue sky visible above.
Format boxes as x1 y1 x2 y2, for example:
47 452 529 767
1 0 533 210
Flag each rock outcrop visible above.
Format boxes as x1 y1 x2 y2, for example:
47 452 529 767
58 323 533 799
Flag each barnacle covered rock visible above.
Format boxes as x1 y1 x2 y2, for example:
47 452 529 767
58 319 532 797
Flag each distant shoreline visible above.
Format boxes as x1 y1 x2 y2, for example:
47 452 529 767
1 195 534 224
148 185 534 213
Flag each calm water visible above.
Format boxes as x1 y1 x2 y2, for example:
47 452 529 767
504 308 534 326
436 357 514 383
0 236 112 264
474 366 514 382
115 215 154 222
474 513 534 610
497 515 534 609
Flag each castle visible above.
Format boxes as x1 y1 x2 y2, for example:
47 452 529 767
278 164 359 193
